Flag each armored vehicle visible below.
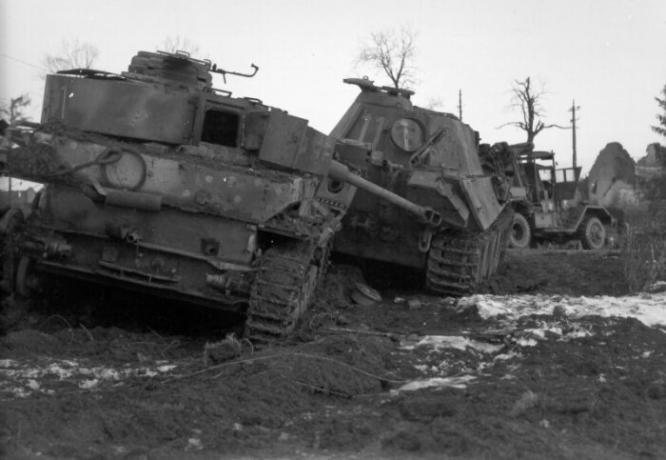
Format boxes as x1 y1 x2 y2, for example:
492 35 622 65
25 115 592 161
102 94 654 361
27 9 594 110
504 143 614 249
0 51 360 341
326 78 513 296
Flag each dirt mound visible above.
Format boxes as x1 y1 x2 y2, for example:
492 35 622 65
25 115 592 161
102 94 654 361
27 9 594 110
1 332 399 457
2 250 665 458
378 315 666 458
0 329 65 357
486 250 629 296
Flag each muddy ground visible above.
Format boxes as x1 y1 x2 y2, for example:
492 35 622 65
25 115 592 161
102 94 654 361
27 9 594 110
1 249 665 459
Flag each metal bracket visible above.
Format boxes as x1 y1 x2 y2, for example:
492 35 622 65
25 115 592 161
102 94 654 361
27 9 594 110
418 228 433 253
210 63 259 83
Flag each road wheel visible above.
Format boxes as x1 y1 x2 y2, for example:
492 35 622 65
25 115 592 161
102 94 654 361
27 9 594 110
579 216 606 250
509 213 531 249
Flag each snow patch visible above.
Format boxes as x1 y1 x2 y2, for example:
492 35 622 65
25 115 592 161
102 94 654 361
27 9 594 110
401 335 504 354
0 358 178 398
458 293 666 329
395 375 476 392
79 379 99 389
493 351 523 361
515 337 538 347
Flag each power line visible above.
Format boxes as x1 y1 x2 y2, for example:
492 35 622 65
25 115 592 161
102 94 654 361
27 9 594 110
0 53 47 71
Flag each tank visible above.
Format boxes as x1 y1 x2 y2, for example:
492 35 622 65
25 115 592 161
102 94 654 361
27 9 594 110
325 78 513 295
0 51 359 342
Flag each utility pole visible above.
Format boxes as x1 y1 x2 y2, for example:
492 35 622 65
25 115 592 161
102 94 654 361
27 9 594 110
457 89 463 121
569 100 580 168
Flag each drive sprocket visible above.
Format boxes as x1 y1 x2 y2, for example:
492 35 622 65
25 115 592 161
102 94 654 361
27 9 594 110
426 207 513 296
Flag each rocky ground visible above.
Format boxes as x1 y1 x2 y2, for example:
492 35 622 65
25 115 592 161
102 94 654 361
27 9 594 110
1 249 665 459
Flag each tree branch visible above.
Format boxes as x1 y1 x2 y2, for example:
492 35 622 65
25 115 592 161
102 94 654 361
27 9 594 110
501 76 563 143
356 27 416 89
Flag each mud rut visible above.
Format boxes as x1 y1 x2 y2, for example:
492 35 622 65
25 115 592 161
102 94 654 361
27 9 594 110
1 250 665 459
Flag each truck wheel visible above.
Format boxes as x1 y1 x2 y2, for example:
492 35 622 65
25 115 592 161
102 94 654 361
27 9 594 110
509 213 531 249
580 216 606 250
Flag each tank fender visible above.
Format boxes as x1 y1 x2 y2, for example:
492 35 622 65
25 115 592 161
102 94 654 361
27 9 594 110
459 177 504 231
573 205 615 231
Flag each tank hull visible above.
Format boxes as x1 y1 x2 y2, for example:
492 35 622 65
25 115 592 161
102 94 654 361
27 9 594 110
329 79 512 293
1 51 354 342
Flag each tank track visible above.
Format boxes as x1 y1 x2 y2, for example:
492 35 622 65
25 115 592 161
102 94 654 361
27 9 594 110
245 242 318 343
426 207 513 296
0 208 25 293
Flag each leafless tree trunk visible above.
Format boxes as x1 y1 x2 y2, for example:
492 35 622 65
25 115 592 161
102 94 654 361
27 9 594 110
44 39 99 72
503 77 563 143
357 28 416 89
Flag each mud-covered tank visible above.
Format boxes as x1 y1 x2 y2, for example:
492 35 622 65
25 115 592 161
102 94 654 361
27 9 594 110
326 78 513 295
0 51 357 342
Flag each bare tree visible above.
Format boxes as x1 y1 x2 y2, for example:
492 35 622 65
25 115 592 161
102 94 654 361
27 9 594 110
159 36 201 56
503 77 563 143
652 84 666 138
0 94 31 125
356 27 416 89
44 39 99 72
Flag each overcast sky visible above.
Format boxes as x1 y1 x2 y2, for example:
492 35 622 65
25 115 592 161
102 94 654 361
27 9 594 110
1 0 665 173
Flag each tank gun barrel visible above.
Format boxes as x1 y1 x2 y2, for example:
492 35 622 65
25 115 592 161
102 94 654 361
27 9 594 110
329 160 442 227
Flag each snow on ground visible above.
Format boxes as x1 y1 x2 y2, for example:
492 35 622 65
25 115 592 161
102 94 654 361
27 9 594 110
401 335 504 354
395 291 666 392
395 375 476 393
458 292 666 328
0 358 177 398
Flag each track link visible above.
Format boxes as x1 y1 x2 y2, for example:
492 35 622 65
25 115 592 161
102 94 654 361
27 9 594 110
245 242 318 344
426 207 513 296
0 208 25 293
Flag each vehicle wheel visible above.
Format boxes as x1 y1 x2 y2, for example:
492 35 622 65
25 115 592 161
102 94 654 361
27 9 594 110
579 216 606 250
509 213 531 249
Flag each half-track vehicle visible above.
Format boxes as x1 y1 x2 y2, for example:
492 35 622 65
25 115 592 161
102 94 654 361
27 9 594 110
325 78 513 296
0 51 363 341
503 143 614 249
